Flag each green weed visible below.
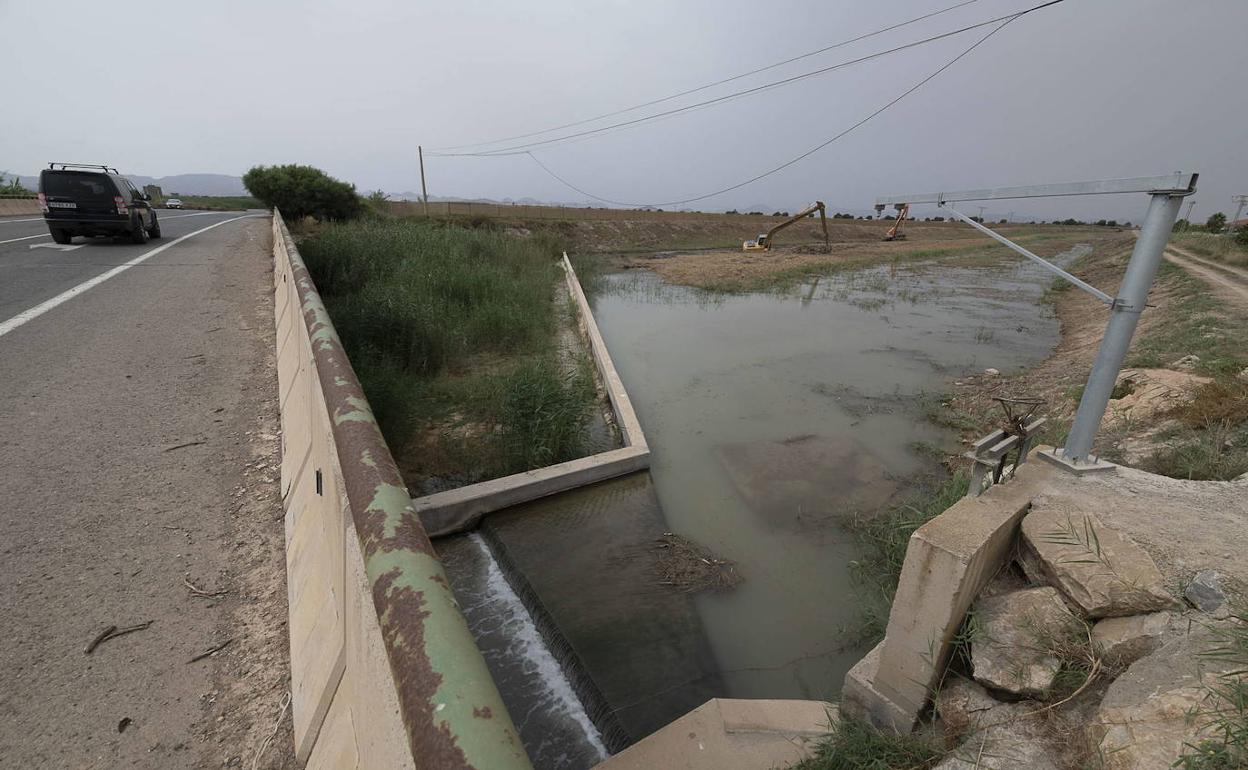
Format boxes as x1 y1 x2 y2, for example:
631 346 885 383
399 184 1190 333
791 714 941 770
298 218 596 481
846 471 970 645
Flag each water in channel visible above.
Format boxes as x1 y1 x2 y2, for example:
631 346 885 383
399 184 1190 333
435 246 1091 768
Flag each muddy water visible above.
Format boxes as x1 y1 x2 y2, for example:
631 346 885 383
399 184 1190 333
585 249 1091 701
437 247 1089 767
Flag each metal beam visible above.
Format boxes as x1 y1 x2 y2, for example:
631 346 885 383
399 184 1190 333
875 173 1197 206
942 206 1113 304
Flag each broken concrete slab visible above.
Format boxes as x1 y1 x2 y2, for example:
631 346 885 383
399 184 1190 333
858 459 1060 732
1091 611 1173 667
1021 507 1178 618
1091 626 1242 770
972 586 1085 697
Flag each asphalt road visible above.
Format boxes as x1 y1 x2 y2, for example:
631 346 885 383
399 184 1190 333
0 211 295 768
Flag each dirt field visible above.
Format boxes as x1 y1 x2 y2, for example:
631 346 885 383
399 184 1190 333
617 222 1122 292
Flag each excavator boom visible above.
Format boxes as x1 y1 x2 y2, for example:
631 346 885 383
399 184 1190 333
743 201 829 251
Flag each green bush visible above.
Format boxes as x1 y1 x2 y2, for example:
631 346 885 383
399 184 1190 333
1236 225 1248 247
0 173 31 197
243 164 362 221
1207 212 1228 234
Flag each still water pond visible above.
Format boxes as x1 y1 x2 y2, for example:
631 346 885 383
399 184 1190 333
438 247 1089 767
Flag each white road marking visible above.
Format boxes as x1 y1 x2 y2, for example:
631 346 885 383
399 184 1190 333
0 212 237 248
0 214 263 339
0 233 49 245
0 218 45 224
30 243 84 252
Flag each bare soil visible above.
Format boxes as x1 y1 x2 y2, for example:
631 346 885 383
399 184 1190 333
621 224 1121 292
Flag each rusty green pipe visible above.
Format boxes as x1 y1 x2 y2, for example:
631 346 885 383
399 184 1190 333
275 211 531 769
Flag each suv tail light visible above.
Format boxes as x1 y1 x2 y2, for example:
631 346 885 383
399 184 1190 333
37 193 49 213
114 196 128 215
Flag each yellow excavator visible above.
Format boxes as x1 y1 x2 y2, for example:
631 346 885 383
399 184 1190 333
742 201 829 251
881 203 910 241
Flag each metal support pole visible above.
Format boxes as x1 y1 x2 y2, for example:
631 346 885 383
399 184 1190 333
1062 192 1186 463
418 145 429 217
1230 195 1247 235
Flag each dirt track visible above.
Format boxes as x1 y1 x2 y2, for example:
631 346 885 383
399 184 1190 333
1165 245 1248 307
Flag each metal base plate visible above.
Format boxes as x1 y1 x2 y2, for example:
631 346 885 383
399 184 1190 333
1036 447 1117 475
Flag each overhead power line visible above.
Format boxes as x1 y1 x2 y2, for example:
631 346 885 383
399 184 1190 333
428 1 1062 159
428 0 980 152
521 15 1026 208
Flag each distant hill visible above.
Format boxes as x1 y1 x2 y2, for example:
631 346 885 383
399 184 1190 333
12 171 247 197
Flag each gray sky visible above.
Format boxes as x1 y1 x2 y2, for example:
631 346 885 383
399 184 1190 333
4 0 1245 221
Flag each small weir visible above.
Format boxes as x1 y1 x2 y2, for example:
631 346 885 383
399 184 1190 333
436 533 611 768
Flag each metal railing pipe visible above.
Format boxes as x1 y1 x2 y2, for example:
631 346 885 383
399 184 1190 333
275 210 532 769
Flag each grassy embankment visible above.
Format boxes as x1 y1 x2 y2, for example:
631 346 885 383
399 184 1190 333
1173 231 1248 267
298 218 598 492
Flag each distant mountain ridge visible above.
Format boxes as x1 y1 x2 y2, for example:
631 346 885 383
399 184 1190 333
12 171 247 197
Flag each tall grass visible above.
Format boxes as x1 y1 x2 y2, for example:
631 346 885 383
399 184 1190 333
1173 232 1248 267
299 219 594 480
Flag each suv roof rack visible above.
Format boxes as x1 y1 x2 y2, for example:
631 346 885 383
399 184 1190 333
48 162 121 174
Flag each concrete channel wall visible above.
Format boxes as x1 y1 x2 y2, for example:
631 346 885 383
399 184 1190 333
0 198 40 216
272 210 532 769
415 253 650 538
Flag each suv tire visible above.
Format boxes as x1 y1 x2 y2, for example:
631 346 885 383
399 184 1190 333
51 229 72 245
149 214 162 239
130 216 149 244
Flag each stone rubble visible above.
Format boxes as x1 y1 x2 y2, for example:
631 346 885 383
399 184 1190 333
1020 507 1179 618
1184 569 1228 615
1090 611 1173 667
971 586 1084 697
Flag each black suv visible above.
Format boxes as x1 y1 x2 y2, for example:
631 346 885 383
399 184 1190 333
38 163 161 245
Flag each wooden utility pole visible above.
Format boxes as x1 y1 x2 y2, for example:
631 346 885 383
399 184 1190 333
418 145 429 217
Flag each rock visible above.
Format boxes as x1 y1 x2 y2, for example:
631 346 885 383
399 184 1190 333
1171 354 1201 371
1091 611 1172 666
1184 569 1227 614
935 676 1026 738
1090 626 1243 769
1238 366 1248 383
971 587 1084 697
934 713 1059 770
1021 508 1179 618
983 368 1001 377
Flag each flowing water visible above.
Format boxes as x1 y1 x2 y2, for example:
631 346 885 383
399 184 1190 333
437 247 1091 768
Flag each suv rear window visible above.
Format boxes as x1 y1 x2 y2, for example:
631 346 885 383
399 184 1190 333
41 172 119 200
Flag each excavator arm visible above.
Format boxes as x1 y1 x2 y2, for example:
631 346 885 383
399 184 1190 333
882 204 910 241
743 201 828 251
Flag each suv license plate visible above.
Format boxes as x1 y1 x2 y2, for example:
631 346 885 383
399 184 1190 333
48 201 77 209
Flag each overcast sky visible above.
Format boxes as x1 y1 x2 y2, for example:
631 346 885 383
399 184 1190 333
4 0 1245 221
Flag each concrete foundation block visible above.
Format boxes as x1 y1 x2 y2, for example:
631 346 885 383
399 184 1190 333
840 641 915 732
848 456 1059 733
595 698 834 770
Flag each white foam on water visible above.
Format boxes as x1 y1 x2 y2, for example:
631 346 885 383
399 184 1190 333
469 533 610 762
